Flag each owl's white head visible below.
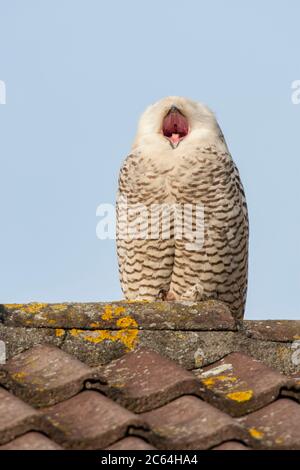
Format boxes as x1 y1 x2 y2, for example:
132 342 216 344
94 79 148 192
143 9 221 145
132 96 223 153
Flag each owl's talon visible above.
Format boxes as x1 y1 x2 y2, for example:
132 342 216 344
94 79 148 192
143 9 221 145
165 290 178 301
157 289 167 301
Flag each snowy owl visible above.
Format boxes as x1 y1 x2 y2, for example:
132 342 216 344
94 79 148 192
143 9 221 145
116 96 248 319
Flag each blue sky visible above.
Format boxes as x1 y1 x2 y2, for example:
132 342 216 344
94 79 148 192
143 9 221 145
0 1 299 319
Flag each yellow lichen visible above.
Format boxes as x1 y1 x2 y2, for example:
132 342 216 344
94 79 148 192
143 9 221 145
4 304 24 309
115 328 139 351
293 335 300 340
101 305 126 321
55 328 65 337
101 305 113 321
4 303 48 314
5 302 68 314
50 304 67 312
114 306 127 315
12 372 26 382
202 375 237 388
90 322 101 328
22 303 48 314
226 390 253 402
72 328 139 351
70 305 139 351
275 437 284 444
70 329 80 337
116 316 138 328
83 330 112 344
249 428 264 440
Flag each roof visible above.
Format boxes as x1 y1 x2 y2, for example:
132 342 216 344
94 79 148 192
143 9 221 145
0 301 299 450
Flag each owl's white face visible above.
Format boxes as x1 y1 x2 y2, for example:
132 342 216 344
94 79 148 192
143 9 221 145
132 96 221 153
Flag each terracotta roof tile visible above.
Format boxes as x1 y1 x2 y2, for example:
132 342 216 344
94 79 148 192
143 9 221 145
241 320 300 342
280 371 300 402
238 398 300 449
0 387 41 445
0 432 62 450
86 348 200 412
193 352 289 416
107 437 156 450
212 441 250 450
136 395 244 450
41 390 144 449
1 344 92 407
0 301 299 451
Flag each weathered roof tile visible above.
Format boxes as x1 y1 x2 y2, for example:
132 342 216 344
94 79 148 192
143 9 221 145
213 441 251 450
0 300 299 451
0 387 41 445
86 348 201 412
193 352 288 416
107 437 155 450
281 372 300 402
1 344 93 407
0 432 62 450
136 395 243 450
241 320 300 342
238 398 300 449
42 390 144 449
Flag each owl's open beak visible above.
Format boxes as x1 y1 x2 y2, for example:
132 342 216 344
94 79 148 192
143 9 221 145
162 106 189 148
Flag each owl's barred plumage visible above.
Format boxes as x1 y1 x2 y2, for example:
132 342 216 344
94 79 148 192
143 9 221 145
116 97 248 319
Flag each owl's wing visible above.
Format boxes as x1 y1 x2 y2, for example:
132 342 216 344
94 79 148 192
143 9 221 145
116 153 175 300
230 160 249 314
232 161 249 226
168 147 248 319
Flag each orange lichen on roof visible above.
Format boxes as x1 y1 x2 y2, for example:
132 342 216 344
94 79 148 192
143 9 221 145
226 390 253 402
4 303 48 314
116 316 138 329
202 375 237 388
70 324 139 351
70 329 80 337
249 427 264 440
201 373 254 403
101 305 126 321
50 304 67 312
4 304 24 309
55 328 65 337
11 371 26 382
90 322 101 328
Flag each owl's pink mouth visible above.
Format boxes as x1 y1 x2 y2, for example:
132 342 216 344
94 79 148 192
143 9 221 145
162 106 189 148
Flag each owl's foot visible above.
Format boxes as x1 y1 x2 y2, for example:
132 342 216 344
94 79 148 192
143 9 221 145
157 289 166 300
157 289 178 301
165 290 178 301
